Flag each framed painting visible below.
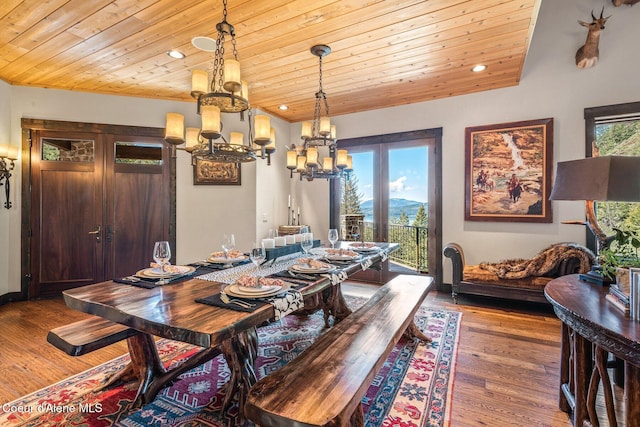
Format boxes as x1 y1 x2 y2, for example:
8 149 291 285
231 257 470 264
193 158 241 185
464 118 553 223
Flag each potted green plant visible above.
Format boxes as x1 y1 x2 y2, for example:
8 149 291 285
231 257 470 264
598 228 640 287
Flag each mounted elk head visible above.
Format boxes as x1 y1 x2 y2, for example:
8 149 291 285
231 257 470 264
575 8 611 69
612 0 639 6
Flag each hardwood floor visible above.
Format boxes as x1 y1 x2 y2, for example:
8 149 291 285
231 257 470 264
0 286 576 426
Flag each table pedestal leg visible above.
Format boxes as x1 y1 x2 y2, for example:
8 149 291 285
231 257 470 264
324 283 352 325
403 321 431 343
127 334 166 408
573 332 591 427
587 345 617 426
221 328 259 420
625 362 640 427
559 323 571 413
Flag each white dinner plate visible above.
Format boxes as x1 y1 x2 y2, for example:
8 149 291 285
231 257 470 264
348 243 379 252
224 284 285 298
324 254 360 261
135 265 195 278
289 263 335 274
207 255 249 263
236 284 281 294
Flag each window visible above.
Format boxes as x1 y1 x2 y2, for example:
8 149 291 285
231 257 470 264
585 101 640 250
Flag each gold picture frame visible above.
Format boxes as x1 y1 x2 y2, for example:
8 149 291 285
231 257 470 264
464 118 553 223
193 158 241 185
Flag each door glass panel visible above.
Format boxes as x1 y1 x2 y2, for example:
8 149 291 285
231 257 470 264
340 151 374 241
388 146 429 273
114 141 163 164
42 138 95 162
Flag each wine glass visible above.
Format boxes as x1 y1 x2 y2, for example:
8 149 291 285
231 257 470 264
352 225 360 242
301 232 314 255
328 229 339 249
153 241 171 283
250 242 266 270
221 234 236 268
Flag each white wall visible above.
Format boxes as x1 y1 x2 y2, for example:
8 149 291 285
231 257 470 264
2 0 639 294
289 0 640 282
0 80 11 295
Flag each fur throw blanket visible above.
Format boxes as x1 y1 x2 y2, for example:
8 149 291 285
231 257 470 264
479 242 595 279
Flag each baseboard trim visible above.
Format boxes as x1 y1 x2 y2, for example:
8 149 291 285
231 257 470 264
0 291 26 306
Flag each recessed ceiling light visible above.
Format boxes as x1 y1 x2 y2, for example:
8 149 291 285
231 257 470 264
167 50 185 59
472 64 487 72
192 36 217 52
279 105 288 111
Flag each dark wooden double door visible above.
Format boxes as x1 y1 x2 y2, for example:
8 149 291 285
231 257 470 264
24 120 174 298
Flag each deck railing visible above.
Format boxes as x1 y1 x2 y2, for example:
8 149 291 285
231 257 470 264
357 221 428 273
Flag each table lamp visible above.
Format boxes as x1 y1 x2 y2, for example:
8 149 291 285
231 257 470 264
550 155 640 284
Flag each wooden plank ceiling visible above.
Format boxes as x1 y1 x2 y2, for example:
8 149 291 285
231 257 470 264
0 0 540 123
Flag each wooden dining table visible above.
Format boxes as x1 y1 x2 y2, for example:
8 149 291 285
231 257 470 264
61 242 398 416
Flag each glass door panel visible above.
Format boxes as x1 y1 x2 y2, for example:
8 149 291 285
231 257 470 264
387 146 429 273
340 150 377 242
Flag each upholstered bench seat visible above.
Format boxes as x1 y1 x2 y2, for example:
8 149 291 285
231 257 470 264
444 242 595 304
462 265 553 291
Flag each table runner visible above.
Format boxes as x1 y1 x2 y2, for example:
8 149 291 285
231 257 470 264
196 253 309 318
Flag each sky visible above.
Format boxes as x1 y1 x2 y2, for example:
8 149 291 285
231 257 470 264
350 146 428 203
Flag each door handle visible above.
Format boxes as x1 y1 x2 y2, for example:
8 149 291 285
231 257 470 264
88 226 101 242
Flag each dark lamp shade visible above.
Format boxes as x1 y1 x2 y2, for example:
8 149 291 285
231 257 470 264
549 156 640 202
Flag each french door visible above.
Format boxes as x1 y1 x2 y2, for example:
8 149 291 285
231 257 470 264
23 120 173 298
330 129 442 287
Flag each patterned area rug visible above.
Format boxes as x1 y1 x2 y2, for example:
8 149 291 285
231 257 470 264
1 297 461 427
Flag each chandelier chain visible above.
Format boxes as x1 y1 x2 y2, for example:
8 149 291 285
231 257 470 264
214 32 225 91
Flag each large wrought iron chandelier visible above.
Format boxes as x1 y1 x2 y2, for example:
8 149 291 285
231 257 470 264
164 0 274 165
286 45 351 181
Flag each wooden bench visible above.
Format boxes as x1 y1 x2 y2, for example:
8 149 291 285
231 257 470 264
244 274 433 427
47 316 140 356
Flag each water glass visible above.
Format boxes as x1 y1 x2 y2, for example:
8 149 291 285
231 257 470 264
221 234 236 256
328 229 339 248
301 232 314 255
153 241 171 282
250 242 266 268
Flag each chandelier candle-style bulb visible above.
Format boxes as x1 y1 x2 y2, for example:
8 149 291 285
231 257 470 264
331 125 337 139
0 144 7 158
254 115 271 144
319 116 331 136
301 122 312 138
185 127 201 148
191 70 209 98
287 151 297 169
306 147 318 167
230 132 244 146
296 155 307 172
6 146 18 160
239 80 248 101
336 149 348 169
265 128 276 153
164 113 185 145
201 105 221 139
323 157 334 171
345 154 353 172
223 59 241 92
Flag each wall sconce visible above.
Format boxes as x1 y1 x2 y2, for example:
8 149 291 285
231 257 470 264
0 144 18 209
